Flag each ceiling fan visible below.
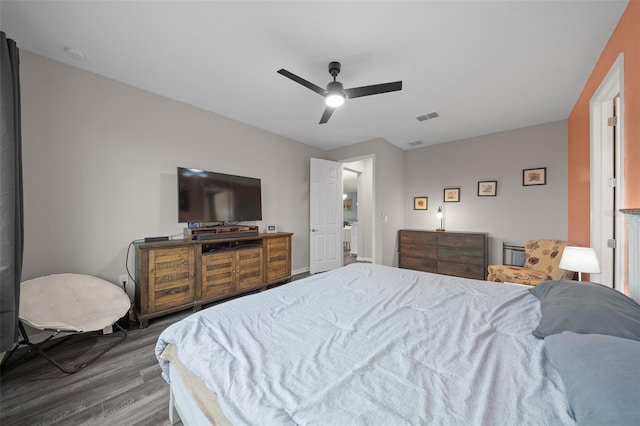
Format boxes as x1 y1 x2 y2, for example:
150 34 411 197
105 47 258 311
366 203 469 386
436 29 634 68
277 61 402 124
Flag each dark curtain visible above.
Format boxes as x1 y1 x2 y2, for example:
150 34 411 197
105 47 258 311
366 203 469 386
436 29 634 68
0 32 23 352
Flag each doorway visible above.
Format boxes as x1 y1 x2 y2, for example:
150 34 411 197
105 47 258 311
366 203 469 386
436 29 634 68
342 169 359 264
341 156 374 264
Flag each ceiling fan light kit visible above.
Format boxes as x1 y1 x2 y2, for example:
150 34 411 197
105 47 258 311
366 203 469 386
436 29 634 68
278 61 402 124
325 93 345 108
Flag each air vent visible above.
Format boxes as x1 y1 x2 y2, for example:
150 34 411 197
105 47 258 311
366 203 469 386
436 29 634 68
408 141 424 147
416 111 440 122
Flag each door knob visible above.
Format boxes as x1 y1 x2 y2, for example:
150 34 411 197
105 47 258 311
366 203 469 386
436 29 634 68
311 229 319 232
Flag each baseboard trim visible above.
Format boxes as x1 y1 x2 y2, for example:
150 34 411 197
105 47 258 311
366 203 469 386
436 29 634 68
292 267 309 276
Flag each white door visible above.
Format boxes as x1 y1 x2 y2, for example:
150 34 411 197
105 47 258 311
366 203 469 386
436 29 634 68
309 158 342 274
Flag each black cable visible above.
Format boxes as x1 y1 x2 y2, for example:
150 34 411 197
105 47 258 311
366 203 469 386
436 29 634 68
124 231 184 292
125 238 144 292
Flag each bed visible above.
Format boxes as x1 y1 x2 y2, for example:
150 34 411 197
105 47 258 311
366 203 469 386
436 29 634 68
156 263 640 425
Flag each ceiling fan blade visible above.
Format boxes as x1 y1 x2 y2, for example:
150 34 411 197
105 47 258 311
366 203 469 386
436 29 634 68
344 81 403 99
319 107 335 124
277 69 326 96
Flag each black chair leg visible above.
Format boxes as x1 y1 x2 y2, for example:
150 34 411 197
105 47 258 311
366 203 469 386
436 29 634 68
1 321 127 375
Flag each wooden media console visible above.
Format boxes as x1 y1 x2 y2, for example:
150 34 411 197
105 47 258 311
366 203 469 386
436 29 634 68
134 232 292 327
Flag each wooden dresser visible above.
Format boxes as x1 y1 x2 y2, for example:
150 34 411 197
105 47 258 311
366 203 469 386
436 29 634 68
135 232 292 327
398 230 488 280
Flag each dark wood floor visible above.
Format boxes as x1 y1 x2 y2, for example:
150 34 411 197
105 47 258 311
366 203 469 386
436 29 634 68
0 310 189 426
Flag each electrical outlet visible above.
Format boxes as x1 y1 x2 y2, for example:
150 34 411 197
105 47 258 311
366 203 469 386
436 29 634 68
119 274 128 287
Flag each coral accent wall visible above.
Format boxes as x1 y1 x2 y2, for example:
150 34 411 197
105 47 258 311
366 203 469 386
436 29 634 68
568 0 640 248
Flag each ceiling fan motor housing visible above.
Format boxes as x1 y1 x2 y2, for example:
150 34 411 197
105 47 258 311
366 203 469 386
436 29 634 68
327 80 344 93
328 61 341 77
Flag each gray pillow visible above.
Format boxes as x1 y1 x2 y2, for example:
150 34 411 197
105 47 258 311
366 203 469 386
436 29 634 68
529 280 640 340
545 332 640 426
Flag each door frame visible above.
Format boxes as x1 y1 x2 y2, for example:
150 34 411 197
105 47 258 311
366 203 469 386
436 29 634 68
590 53 625 289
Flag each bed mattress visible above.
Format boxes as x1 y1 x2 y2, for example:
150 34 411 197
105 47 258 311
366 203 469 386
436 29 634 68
156 263 574 425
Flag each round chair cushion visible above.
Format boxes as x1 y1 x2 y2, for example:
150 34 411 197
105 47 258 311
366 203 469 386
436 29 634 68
20 274 131 332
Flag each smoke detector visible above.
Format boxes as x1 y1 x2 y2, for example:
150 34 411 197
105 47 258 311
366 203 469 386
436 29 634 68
64 47 87 61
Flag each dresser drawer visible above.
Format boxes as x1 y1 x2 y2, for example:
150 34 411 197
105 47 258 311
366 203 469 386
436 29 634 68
437 246 485 265
400 230 437 245
437 261 485 280
437 232 485 249
400 244 437 260
399 254 437 273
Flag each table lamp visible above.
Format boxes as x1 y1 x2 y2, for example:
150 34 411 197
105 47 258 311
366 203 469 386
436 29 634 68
559 246 601 281
436 206 445 232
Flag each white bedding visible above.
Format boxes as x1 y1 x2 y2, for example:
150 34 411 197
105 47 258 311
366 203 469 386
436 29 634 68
156 263 574 425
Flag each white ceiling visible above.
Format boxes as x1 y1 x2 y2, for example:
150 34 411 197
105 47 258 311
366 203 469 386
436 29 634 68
1 1 627 151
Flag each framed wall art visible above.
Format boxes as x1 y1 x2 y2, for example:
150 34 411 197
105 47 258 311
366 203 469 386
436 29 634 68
523 167 547 186
414 196 428 210
477 181 497 196
443 188 460 202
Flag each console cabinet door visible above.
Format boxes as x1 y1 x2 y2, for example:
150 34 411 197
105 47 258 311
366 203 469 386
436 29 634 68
201 251 235 300
235 247 264 290
265 236 291 283
147 246 195 313
202 247 264 296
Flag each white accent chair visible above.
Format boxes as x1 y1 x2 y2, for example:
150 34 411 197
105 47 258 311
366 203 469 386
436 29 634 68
1 274 131 374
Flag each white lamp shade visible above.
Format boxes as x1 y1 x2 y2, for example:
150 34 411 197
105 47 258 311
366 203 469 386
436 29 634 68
559 246 601 273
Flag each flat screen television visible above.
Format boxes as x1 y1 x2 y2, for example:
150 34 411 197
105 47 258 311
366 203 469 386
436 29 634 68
177 167 262 224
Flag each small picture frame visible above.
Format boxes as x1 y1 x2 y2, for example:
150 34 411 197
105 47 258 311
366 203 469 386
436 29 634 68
413 196 428 210
266 225 277 233
443 188 460 203
523 167 547 186
477 180 497 197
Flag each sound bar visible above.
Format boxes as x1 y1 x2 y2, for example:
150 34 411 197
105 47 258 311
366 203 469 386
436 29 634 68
184 225 260 241
144 236 170 243
193 231 259 241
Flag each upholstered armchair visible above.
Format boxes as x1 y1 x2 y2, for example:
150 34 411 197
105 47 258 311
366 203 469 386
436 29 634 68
487 239 575 286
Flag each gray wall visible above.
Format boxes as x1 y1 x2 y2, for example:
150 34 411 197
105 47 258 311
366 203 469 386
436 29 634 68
403 120 569 266
20 52 325 295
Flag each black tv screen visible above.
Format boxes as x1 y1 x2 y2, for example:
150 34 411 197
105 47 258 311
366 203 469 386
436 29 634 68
177 167 262 223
